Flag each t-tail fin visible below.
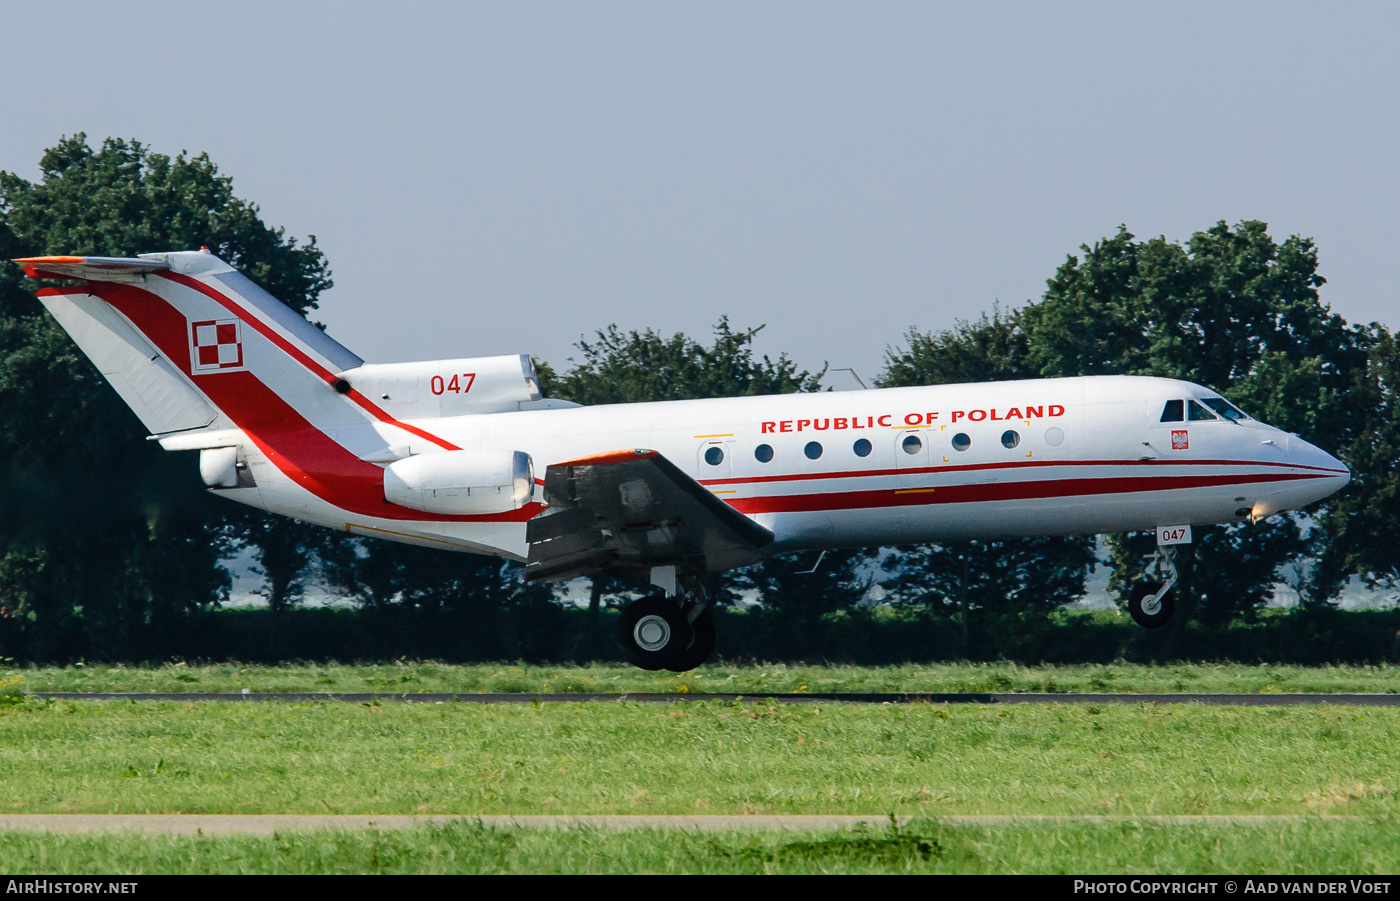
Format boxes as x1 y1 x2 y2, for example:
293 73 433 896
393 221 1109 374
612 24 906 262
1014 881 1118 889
19 250 368 439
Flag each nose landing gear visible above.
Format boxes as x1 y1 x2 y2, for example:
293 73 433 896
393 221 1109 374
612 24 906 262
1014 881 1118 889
1127 546 1179 629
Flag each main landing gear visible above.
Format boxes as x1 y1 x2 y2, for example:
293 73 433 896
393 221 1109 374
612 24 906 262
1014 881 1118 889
616 572 716 671
1127 546 1179 629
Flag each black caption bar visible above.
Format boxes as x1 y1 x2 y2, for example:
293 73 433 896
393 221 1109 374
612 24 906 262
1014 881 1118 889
4 875 1398 889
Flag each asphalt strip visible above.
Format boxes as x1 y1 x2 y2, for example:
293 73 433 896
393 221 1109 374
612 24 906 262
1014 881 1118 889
0 815 1364 835
25 691 1400 705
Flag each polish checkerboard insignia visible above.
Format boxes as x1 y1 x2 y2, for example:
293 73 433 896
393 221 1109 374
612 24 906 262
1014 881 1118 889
189 319 245 374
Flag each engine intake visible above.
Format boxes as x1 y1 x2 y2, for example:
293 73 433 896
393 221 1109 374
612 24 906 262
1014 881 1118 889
336 354 542 417
383 450 534 515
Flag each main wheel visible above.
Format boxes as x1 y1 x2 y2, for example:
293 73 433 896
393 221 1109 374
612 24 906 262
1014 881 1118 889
1127 581 1174 628
617 596 692 671
668 608 717 672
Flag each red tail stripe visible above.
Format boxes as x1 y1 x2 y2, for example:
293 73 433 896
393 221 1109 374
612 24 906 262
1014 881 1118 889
155 271 460 451
89 280 528 523
209 369 539 523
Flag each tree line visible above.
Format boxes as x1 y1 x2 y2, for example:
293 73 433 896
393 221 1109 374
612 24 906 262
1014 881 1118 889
1 135 1396 663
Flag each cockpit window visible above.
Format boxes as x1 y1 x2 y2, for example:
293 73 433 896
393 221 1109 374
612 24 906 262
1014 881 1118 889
1202 397 1250 421
1188 400 1218 421
1159 399 1184 422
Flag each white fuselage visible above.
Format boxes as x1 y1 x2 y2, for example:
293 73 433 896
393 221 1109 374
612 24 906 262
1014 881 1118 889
224 375 1350 562
23 252 1351 580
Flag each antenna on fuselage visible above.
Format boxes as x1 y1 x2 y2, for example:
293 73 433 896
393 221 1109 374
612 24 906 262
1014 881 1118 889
825 369 868 391
796 550 828 574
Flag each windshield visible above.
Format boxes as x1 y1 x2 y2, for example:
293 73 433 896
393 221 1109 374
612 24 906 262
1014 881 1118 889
1201 397 1250 422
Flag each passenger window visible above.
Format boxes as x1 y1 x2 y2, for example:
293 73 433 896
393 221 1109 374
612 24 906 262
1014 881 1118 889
754 444 774 463
853 438 872 457
1188 400 1217 421
952 433 971 452
901 434 923 455
1160 400 1184 422
704 446 724 466
804 441 823 460
1001 430 1020 449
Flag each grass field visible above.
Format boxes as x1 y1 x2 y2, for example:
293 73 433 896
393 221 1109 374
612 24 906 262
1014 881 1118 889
2 697 1398 816
5 664 1400 873
3 819 1399 875
9 660 1400 695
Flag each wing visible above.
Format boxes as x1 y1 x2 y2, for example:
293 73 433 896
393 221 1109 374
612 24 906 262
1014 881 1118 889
524 449 774 583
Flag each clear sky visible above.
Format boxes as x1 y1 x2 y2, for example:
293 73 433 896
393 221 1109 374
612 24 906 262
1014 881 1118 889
3 1 1396 382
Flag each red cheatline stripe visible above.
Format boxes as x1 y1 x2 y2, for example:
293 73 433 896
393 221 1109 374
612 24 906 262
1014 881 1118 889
90 280 532 523
556 449 658 466
155 271 460 452
727 470 1330 515
698 456 1346 487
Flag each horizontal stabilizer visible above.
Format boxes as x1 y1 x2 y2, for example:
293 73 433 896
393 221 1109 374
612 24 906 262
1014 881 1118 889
15 255 171 281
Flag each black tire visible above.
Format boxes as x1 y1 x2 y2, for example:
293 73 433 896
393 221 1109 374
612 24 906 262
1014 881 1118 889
668 608 717 672
1128 581 1174 629
616 596 692 671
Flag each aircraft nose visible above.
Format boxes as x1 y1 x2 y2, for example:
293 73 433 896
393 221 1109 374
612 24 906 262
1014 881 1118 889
1294 436 1350 495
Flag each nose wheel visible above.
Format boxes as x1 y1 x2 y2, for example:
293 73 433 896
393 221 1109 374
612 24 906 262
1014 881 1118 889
1127 547 1179 629
616 594 716 671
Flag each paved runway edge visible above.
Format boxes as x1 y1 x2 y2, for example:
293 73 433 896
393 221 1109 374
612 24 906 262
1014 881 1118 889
26 691 1400 705
0 815 1365 835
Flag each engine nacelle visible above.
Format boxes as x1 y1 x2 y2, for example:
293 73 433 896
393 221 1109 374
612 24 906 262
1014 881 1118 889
336 354 542 417
198 445 254 489
199 446 239 488
383 450 534 515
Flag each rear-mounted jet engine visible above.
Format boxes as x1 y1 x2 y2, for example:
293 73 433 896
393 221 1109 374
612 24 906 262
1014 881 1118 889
383 450 534 515
336 354 542 417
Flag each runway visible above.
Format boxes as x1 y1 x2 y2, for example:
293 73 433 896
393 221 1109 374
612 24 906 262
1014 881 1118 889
27 691 1400 706
0 814 1363 834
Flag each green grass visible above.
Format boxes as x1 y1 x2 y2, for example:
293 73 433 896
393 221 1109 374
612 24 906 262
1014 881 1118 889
3 698 1399 817
5 690 1400 873
10 660 1400 695
9 660 1400 873
2 819 1399 874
